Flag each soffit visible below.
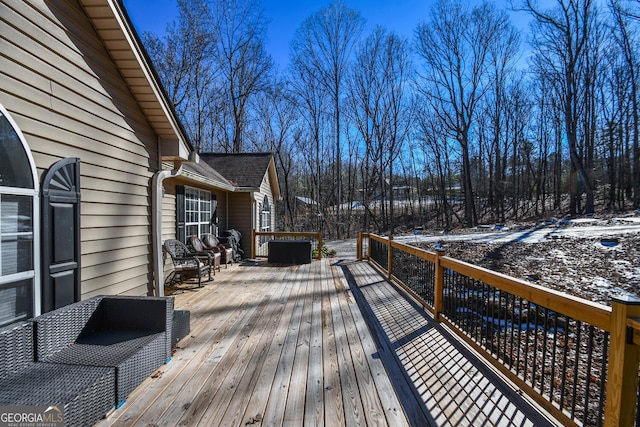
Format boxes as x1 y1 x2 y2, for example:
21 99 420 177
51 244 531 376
79 0 191 159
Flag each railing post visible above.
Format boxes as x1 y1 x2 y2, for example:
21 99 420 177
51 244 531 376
433 248 446 322
357 232 362 260
604 295 640 427
317 231 322 260
251 229 256 259
387 236 393 279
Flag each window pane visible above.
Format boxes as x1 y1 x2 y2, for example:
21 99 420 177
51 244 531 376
1 195 32 234
1 195 33 276
1 235 33 275
0 113 34 189
200 209 210 223
186 225 198 239
0 279 32 327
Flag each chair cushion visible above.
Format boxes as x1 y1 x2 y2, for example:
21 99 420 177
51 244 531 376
189 236 206 252
202 233 219 248
175 261 205 271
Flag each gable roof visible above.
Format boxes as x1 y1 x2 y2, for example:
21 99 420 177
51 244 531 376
200 153 281 200
79 0 191 161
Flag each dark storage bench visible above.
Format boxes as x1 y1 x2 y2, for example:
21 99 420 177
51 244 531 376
268 240 312 265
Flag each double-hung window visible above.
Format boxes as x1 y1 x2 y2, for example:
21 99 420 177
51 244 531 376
184 187 213 241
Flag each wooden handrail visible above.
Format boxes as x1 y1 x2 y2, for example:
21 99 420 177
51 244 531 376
357 232 640 426
627 317 640 346
362 233 612 330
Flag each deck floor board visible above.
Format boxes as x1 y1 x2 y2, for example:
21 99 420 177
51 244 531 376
96 258 559 427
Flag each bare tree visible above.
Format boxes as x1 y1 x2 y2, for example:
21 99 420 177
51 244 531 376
290 1 364 238
485 19 521 221
250 77 298 228
416 0 516 227
415 105 458 229
289 54 331 234
610 0 640 208
143 0 214 151
347 26 391 233
519 0 600 215
347 27 413 234
211 0 273 153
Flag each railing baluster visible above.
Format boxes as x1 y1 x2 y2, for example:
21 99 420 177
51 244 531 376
583 325 595 426
516 297 523 378
532 303 539 389
550 312 558 404
474 279 481 344
541 307 549 395
570 321 583 419
509 293 516 370
502 290 508 364
525 301 532 385
599 332 608 427
560 319 570 413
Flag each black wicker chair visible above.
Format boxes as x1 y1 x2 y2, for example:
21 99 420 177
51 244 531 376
201 233 234 267
164 239 212 286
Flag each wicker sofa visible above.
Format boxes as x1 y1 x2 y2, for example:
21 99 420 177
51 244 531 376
0 295 174 426
0 320 115 427
33 295 174 406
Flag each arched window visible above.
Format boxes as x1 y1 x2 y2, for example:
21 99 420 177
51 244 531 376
0 104 39 326
260 195 271 233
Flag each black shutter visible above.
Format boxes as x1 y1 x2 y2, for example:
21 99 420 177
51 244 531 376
211 196 218 226
41 158 81 313
176 185 185 243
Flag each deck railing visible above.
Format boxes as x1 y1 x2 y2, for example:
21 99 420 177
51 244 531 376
251 231 322 259
357 232 640 427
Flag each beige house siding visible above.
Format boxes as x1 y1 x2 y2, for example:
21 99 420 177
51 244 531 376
227 192 253 255
226 170 278 258
1 0 159 298
211 189 228 232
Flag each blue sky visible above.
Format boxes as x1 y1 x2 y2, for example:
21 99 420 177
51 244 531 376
123 0 535 70
123 0 459 69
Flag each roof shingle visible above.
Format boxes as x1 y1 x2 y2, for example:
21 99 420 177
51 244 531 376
199 153 274 189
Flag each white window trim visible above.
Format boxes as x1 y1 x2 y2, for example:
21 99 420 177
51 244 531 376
0 103 40 318
261 203 271 232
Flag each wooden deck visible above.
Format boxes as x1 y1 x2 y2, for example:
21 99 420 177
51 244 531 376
95 258 558 426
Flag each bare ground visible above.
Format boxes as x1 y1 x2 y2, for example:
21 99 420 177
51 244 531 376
420 235 640 305
328 213 640 306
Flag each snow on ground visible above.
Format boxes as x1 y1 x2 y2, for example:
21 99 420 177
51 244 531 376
324 214 640 305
